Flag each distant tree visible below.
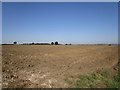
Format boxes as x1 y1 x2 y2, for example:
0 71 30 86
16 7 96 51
51 42 54 45
69 43 72 45
13 42 17 45
108 44 111 46
32 42 34 45
55 41 58 45
65 44 68 45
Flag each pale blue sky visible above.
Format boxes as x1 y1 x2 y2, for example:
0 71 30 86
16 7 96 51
0 2 2 43
2 2 118 44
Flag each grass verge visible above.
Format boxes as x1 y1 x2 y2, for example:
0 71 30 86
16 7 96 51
65 70 120 88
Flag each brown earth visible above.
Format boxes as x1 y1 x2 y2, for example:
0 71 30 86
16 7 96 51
2 45 118 88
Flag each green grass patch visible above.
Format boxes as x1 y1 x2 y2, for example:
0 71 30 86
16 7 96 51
64 70 120 88
101 71 110 78
102 71 120 88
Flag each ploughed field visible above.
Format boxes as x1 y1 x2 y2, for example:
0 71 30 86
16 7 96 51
2 45 118 88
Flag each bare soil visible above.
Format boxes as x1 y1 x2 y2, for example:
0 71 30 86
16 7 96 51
2 45 118 88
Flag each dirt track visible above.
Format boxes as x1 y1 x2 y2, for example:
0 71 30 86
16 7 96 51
2 45 118 88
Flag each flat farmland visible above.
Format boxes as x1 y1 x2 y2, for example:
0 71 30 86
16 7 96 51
2 45 118 88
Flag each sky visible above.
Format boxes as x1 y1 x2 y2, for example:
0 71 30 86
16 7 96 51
0 2 2 44
2 2 118 44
